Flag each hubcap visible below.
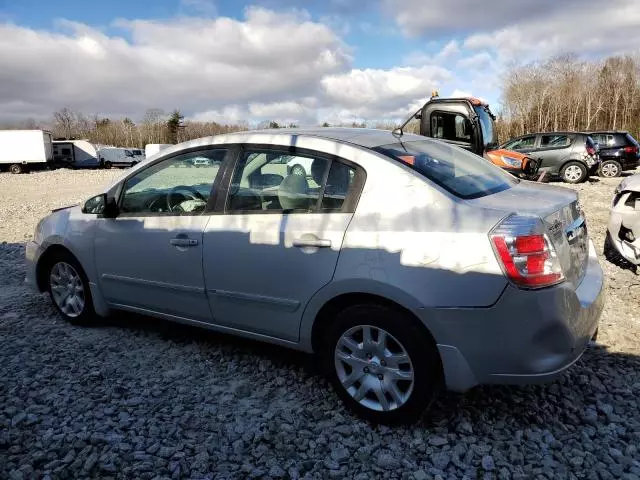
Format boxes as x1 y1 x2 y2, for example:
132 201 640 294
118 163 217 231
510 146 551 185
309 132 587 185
601 163 619 177
50 262 85 318
565 165 583 182
334 325 414 412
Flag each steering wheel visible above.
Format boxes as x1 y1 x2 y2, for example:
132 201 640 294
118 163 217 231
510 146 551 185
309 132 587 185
167 185 206 212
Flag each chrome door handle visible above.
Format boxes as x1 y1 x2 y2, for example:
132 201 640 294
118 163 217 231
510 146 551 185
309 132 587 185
293 238 331 248
170 238 199 247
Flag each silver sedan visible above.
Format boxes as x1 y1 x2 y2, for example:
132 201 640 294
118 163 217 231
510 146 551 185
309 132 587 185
26 128 604 424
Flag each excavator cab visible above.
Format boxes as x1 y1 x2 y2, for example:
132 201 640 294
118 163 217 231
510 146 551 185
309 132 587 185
398 92 542 180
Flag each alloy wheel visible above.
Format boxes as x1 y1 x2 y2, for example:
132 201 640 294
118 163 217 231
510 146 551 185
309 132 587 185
564 165 583 182
334 325 414 412
49 261 85 318
601 163 620 177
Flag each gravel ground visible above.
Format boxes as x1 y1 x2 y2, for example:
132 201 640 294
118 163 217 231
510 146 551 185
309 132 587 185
1 169 640 479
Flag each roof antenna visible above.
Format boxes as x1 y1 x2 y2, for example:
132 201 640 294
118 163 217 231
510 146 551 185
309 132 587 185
393 107 422 138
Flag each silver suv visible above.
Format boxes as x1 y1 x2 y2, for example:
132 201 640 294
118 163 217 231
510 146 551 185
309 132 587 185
26 128 604 423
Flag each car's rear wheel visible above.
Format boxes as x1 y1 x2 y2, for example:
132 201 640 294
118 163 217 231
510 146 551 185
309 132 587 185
321 304 442 424
599 160 622 178
560 161 587 184
46 252 95 325
104 161 112 169
9 163 24 174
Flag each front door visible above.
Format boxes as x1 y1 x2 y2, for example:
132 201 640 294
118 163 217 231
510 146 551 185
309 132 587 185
203 147 362 342
94 148 228 321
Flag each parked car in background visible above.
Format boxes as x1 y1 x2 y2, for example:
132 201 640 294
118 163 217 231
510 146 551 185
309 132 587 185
0 129 53 174
605 174 640 266
584 131 640 178
26 128 603 424
53 140 99 168
98 147 144 168
501 132 599 184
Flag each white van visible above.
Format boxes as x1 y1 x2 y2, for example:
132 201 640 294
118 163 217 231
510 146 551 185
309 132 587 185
0 130 53 173
52 140 99 168
97 147 144 168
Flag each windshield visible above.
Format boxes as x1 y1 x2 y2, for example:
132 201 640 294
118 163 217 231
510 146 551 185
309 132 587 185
473 105 497 149
375 139 517 199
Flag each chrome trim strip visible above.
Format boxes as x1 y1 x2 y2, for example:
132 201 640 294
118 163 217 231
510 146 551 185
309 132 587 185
211 289 300 311
101 274 205 294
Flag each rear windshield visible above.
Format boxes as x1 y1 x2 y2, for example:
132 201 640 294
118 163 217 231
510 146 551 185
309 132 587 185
626 133 639 147
375 140 518 199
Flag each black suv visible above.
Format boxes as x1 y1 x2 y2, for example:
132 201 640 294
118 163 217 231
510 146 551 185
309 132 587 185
583 131 639 178
500 132 599 184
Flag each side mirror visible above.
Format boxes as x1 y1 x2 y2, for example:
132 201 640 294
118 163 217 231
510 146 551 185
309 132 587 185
82 193 118 218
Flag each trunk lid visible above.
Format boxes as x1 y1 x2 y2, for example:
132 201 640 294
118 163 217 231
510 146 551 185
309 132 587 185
468 181 589 288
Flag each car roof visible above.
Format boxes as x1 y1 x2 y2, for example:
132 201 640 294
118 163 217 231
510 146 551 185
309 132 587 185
582 130 629 135
176 127 427 151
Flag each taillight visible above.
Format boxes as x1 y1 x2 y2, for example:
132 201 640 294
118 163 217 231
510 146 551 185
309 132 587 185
490 215 564 289
624 146 638 154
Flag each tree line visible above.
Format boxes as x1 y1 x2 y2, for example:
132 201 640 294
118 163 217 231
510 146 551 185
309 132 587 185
498 54 640 141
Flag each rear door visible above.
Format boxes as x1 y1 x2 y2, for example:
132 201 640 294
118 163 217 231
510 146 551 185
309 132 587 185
202 146 364 342
534 133 573 174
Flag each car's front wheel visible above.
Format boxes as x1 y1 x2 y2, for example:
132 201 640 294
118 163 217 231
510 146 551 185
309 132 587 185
599 159 622 178
560 161 588 183
322 304 442 424
47 253 95 325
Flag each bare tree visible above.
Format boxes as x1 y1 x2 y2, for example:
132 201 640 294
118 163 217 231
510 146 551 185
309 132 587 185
53 108 76 139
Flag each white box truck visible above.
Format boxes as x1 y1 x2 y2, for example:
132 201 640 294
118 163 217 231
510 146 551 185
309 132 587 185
0 130 54 174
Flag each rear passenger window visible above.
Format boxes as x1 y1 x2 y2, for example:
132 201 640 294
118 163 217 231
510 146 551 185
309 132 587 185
320 162 356 211
226 149 357 213
540 134 570 148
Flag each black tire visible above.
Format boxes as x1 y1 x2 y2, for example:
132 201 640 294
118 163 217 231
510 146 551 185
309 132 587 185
321 304 443 425
604 232 637 273
291 164 306 177
45 251 96 325
9 163 23 174
599 160 622 178
560 161 588 184
104 161 112 169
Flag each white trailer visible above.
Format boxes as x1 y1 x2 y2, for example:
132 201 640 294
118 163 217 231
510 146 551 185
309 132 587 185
145 143 172 159
52 140 99 168
0 130 53 174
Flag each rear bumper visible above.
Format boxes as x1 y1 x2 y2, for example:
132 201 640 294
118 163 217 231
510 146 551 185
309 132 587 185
425 240 604 392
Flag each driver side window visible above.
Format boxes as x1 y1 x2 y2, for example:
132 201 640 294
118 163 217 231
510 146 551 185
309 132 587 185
120 149 227 216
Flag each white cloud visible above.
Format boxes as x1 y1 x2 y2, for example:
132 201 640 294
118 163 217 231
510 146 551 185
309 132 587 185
403 40 460 67
456 52 494 70
0 7 351 122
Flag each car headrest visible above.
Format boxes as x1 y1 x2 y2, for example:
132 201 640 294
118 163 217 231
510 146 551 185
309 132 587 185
278 175 310 211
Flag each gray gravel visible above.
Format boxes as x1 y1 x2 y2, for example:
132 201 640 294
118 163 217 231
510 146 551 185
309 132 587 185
2 169 640 479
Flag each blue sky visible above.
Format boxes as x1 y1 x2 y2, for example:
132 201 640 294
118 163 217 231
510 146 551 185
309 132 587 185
0 0 638 124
